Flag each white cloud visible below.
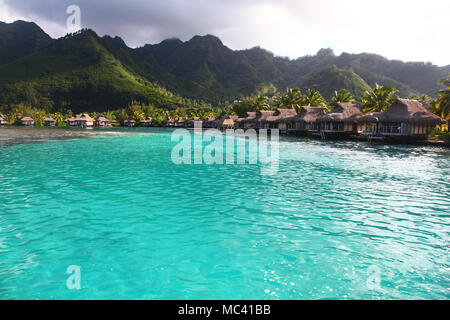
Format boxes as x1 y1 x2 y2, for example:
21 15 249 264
0 0 449 65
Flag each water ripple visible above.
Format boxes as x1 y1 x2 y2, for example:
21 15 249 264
0 131 449 299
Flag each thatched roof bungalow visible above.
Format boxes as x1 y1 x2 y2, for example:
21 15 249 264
187 117 202 128
256 110 276 129
124 118 136 127
263 108 297 131
44 117 56 126
358 112 382 135
21 116 34 126
360 99 446 137
203 117 217 128
174 117 186 127
237 112 258 129
216 116 237 130
162 118 175 127
278 107 325 133
95 115 112 127
66 117 77 127
71 114 94 127
317 103 362 134
141 117 153 127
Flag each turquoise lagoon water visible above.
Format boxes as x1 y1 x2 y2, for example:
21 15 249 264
0 128 449 299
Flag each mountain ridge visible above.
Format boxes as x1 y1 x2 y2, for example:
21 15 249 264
0 20 449 112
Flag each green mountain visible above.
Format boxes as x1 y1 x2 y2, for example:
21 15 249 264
0 20 449 113
292 65 373 100
0 20 53 65
0 27 194 113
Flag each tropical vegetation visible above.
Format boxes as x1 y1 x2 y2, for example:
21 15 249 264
432 75 450 121
361 84 399 113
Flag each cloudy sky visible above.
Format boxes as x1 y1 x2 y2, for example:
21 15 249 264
1 0 449 65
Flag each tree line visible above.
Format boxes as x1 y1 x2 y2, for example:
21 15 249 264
231 77 449 122
1 76 448 127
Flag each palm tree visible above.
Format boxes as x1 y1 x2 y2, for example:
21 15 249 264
331 89 355 106
409 94 432 105
362 84 398 113
432 76 450 121
302 88 328 110
282 88 303 110
51 112 65 126
255 95 271 111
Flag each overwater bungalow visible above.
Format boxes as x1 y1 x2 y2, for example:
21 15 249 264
162 118 175 127
203 117 217 128
256 111 276 130
95 115 112 127
358 112 382 136
44 117 56 126
238 112 258 129
0 114 7 125
124 118 136 127
278 107 325 134
317 103 362 137
66 117 76 127
66 114 95 128
234 117 245 129
21 117 34 126
174 117 186 127
141 117 153 127
187 117 201 128
216 116 237 130
265 108 297 132
359 99 446 139
75 114 94 128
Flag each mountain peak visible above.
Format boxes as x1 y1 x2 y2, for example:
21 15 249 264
188 34 223 46
102 35 128 48
316 48 335 57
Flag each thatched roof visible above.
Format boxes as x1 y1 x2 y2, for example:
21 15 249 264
95 115 111 122
239 112 257 123
44 117 55 122
21 116 34 121
141 117 152 123
279 107 324 123
318 103 362 123
257 110 276 122
358 112 382 123
377 99 446 124
76 114 94 122
176 117 185 123
124 118 136 123
267 108 297 122
216 116 235 127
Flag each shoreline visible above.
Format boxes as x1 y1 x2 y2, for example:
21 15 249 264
1 126 448 148
0 127 150 146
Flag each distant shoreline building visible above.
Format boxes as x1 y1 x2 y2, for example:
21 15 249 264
44 117 56 126
21 117 34 126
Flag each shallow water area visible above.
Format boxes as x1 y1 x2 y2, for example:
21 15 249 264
0 128 448 299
